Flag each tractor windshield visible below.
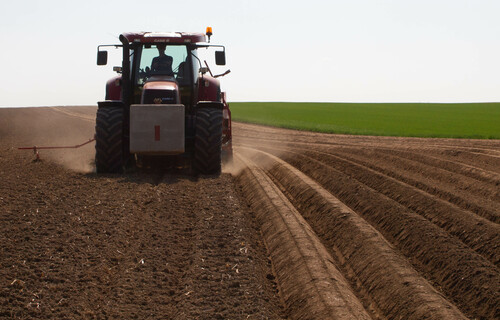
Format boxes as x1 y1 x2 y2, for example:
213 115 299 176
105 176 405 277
136 44 190 85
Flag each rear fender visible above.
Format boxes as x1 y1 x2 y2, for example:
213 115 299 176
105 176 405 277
197 76 221 102
105 76 122 100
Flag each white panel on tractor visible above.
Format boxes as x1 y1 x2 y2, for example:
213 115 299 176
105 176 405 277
130 104 185 155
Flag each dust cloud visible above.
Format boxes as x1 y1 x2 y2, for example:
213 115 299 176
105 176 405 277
224 137 290 177
1 107 96 173
42 148 95 173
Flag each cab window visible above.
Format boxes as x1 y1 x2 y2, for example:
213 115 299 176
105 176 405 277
136 44 189 85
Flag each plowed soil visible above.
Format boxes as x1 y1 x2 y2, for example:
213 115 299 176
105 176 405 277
1 107 499 319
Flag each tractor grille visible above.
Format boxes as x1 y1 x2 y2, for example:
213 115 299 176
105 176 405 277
142 89 177 104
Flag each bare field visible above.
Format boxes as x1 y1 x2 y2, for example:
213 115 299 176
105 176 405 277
0 107 499 319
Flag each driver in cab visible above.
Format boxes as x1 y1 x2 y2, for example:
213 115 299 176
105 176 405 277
151 43 174 76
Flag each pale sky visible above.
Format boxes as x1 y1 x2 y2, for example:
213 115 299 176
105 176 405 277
1 0 499 106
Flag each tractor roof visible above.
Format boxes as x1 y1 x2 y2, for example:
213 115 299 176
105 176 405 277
120 32 206 44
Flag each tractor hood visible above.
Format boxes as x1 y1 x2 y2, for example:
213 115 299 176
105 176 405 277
141 76 180 105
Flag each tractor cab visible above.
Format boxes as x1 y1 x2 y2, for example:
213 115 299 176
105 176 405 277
132 42 205 112
98 31 227 108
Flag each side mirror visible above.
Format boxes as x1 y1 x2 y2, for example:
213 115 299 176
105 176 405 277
97 51 108 65
215 51 226 66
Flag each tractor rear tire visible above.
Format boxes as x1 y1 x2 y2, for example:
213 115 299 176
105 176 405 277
95 107 124 173
194 108 223 174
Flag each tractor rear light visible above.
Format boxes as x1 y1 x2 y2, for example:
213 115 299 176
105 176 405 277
223 109 229 119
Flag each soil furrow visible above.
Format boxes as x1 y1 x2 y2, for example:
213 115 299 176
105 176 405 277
429 149 500 174
283 146 500 265
238 134 500 182
235 154 373 320
240 147 467 320
246 144 500 319
243 139 500 224
362 147 500 187
327 147 500 223
240 132 500 176
333 147 500 203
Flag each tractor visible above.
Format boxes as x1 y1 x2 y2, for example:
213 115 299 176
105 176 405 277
95 28 232 174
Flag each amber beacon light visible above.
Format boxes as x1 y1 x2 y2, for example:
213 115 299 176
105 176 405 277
206 27 213 42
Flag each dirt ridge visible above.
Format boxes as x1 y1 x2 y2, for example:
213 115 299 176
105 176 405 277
239 147 467 320
252 145 499 319
236 154 372 320
286 146 500 263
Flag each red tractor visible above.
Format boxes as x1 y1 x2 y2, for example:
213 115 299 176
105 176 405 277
95 28 232 174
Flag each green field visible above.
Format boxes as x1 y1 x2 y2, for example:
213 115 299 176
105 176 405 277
230 102 500 139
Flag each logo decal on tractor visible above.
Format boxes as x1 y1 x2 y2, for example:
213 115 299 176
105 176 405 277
155 125 160 141
154 98 162 104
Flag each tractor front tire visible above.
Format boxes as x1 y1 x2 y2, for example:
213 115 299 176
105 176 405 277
95 107 124 173
194 108 223 174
